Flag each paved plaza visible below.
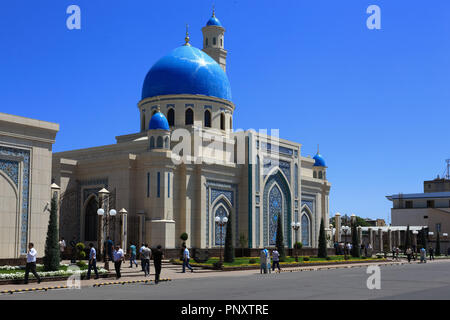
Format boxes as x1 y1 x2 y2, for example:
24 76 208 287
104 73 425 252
1 260 450 300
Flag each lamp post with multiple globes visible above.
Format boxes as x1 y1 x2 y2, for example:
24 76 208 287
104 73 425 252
291 222 301 262
215 216 228 266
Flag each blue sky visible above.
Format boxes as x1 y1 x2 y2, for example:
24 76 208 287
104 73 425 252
1 1 449 222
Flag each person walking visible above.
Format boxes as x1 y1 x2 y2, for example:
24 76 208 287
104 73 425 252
406 247 412 263
86 243 99 280
69 236 77 263
429 246 434 261
24 243 41 284
129 242 138 268
140 244 151 276
272 249 281 273
153 245 163 283
182 246 194 273
139 243 146 272
260 248 270 274
420 247 427 263
106 237 114 262
113 245 124 279
395 247 400 261
59 237 66 260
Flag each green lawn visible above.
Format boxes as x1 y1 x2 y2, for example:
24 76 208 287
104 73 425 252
174 255 381 267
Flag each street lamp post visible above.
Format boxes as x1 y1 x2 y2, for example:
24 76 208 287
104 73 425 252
215 216 228 266
291 222 301 262
342 226 350 260
97 207 117 270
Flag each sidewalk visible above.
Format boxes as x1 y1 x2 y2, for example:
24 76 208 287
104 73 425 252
0 258 418 293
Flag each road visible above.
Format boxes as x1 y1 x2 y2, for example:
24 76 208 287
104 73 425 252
1 260 449 300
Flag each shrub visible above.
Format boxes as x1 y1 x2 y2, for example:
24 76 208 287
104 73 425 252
294 242 303 250
43 195 60 271
361 256 367 259
213 262 223 270
318 218 328 258
279 256 286 262
76 243 86 260
249 258 257 264
180 233 188 241
76 261 87 269
326 256 331 261
303 256 310 261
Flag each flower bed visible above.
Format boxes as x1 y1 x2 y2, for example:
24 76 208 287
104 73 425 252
0 263 108 280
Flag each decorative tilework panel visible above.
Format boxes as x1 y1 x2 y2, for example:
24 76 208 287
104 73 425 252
268 185 282 246
0 159 19 186
255 206 260 247
301 214 311 246
0 146 30 254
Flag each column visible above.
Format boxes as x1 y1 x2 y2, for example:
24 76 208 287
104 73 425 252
334 213 341 242
137 212 145 246
119 208 128 254
397 230 401 248
357 227 362 245
368 228 373 247
378 228 383 253
387 228 392 251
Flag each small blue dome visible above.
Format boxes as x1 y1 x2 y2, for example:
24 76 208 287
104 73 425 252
142 45 232 101
313 153 326 167
207 16 222 26
149 111 169 131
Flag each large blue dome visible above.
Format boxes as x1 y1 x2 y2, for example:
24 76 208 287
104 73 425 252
149 111 169 131
141 45 232 101
313 153 326 167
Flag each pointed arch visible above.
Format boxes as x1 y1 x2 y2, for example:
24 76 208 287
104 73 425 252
149 136 155 149
157 136 163 148
300 204 313 247
185 108 194 125
167 108 175 127
212 197 232 246
83 194 98 242
204 109 211 128
220 113 225 130
263 169 292 247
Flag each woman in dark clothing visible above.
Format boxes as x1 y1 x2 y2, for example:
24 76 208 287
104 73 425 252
153 245 163 284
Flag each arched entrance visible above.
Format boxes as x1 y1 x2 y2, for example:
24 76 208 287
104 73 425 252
84 195 98 241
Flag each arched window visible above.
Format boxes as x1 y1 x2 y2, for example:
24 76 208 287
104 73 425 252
318 171 323 179
167 109 174 127
150 136 155 149
185 108 194 125
157 136 163 148
313 171 317 179
213 37 217 46
164 136 169 149
205 38 208 47
301 214 310 246
220 113 225 130
269 185 282 246
229 117 232 130
204 110 211 128
220 38 223 47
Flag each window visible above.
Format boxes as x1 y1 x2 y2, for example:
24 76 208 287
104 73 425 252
164 136 169 149
220 113 225 130
229 118 232 130
313 171 317 178
205 38 208 47
213 37 216 45
167 109 174 126
220 38 223 47
149 136 155 149
255 155 260 191
405 201 413 208
436 223 441 233
185 108 193 125
157 136 163 148
301 214 310 247
157 172 160 198
427 200 435 208
318 171 323 179
141 114 145 131
204 110 211 128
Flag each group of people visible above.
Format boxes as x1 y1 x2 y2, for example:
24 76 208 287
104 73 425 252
259 248 281 274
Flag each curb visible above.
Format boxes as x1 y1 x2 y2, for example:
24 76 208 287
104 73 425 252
93 278 172 287
1 285 69 295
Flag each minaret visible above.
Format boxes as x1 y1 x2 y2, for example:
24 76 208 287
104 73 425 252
202 8 227 71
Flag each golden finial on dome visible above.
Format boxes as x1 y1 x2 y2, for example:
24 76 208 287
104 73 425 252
212 3 215 17
184 24 191 46
156 105 161 112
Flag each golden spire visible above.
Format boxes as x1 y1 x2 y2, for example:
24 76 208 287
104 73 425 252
317 144 320 154
212 3 215 17
184 24 191 46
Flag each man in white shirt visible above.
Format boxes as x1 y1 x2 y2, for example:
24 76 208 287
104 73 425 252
113 245 125 279
140 244 152 277
24 243 41 284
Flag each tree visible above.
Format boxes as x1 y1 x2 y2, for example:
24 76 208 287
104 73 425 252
318 218 328 258
276 214 286 259
43 195 60 271
224 214 234 263
436 232 441 256
404 225 411 254
351 224 360 258
419 228 427 249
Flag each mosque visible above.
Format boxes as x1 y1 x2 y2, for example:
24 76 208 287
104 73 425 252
51 11 331 252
